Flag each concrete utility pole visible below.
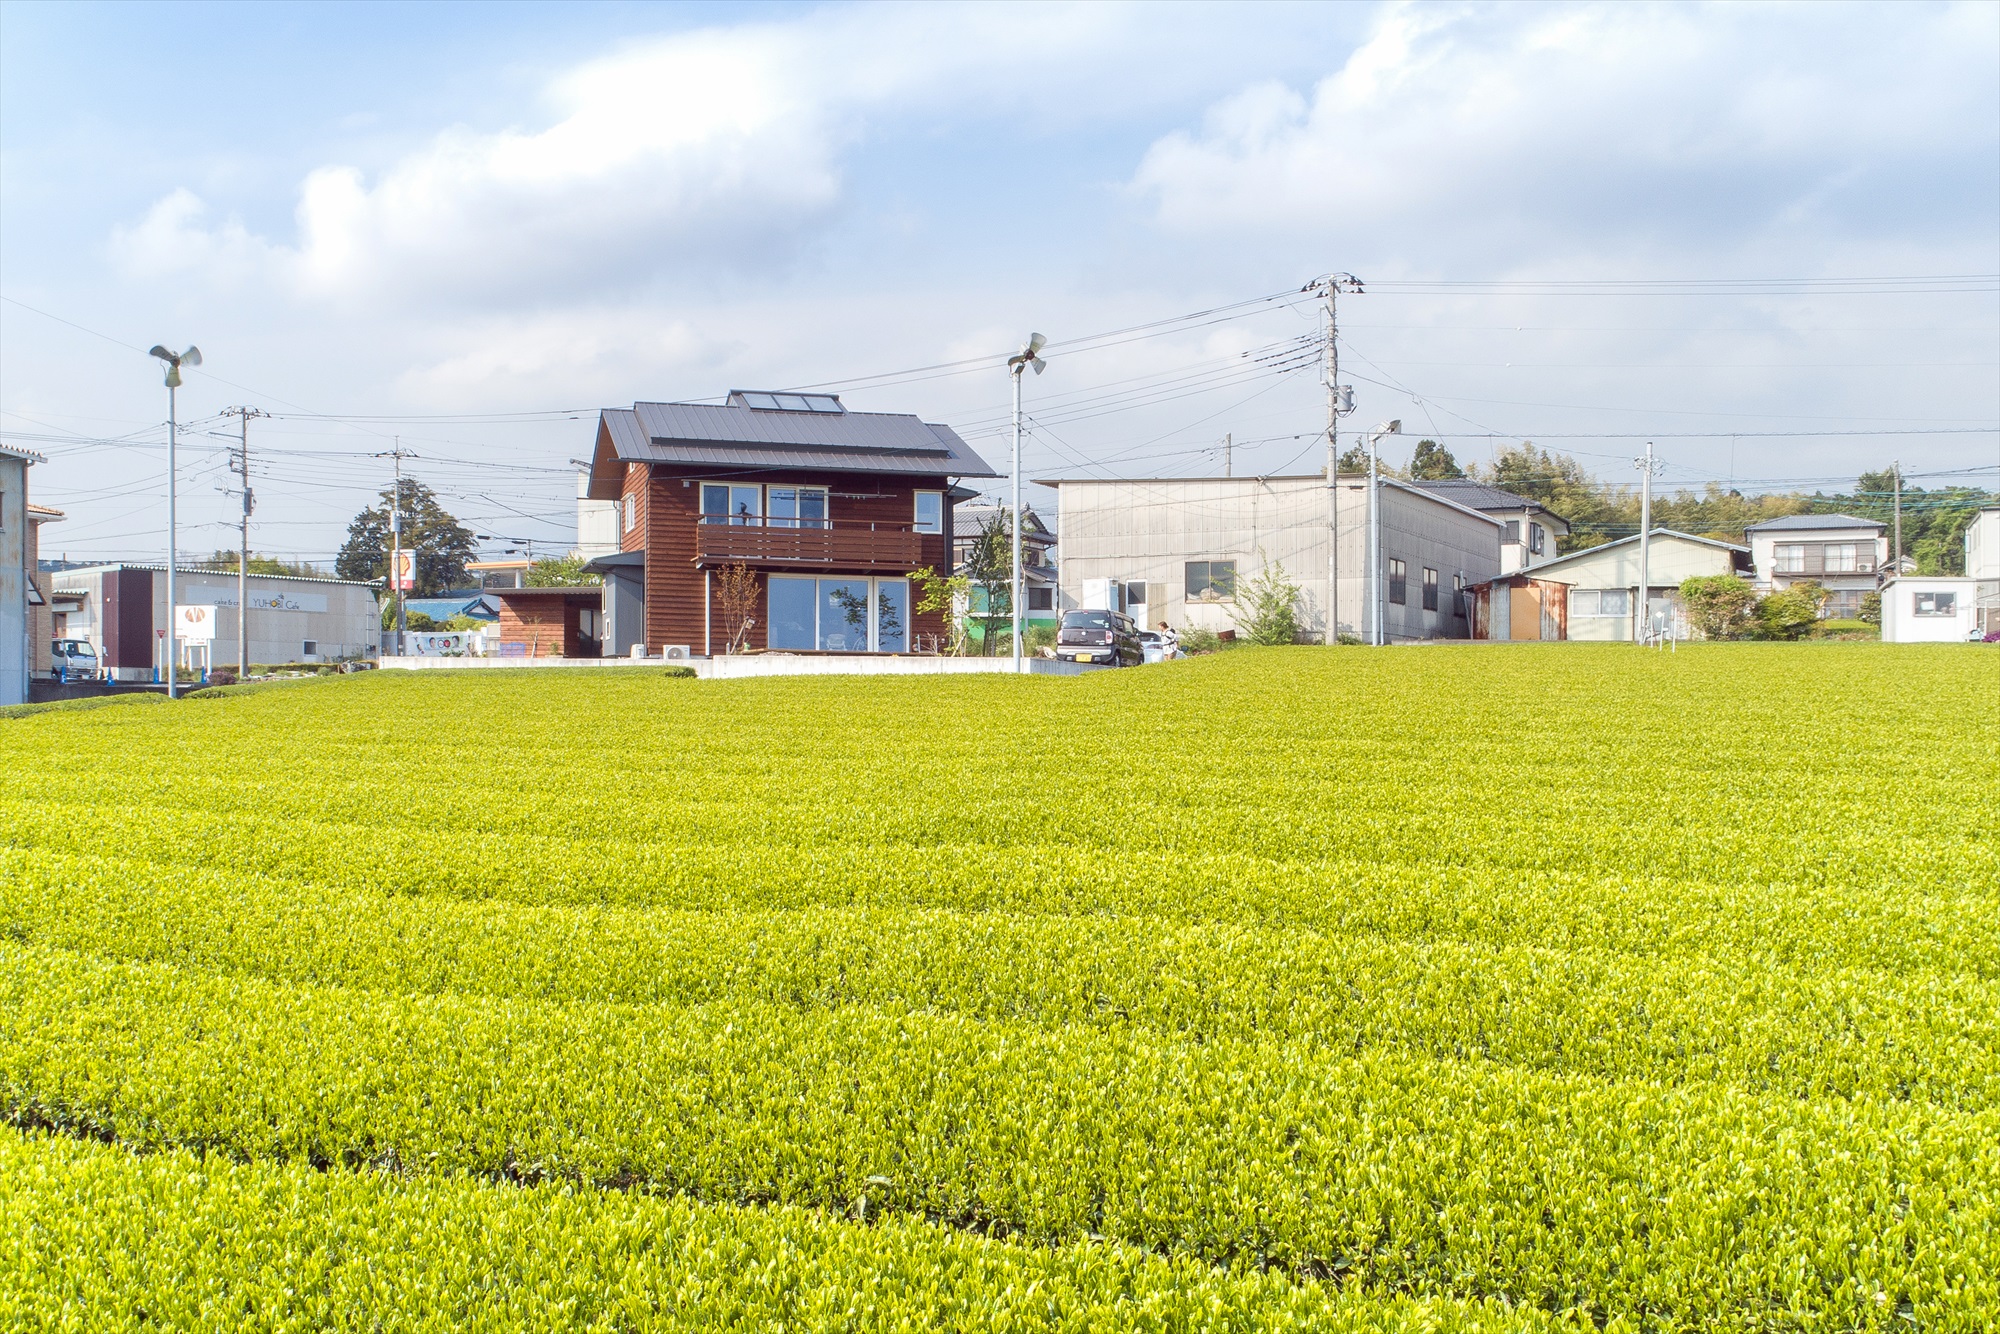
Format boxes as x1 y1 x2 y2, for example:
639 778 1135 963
1634 441 1659 643
147 343 202 699
1317 273 1361 644
1367 420 1400 646
377 440 414 657
224 407 266 676
1005 334 1047 671
1892 460 1902 575
1223 432 1232 479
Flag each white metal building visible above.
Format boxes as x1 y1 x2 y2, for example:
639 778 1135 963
1880 576 1983 643
1039 473 1502 642
48 564 379 679
2 443 47 704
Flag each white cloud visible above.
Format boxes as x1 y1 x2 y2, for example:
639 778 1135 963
107 3 1151 311
1133 2 2000 270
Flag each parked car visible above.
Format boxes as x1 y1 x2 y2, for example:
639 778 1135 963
1055 609 1142 667
1138 630 1181 664
51 638 99 679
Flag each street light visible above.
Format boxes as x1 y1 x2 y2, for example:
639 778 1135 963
1005 333 1046 669
1366 419 1400 646
148 344 202 698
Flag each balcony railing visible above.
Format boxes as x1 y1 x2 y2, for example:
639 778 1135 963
695 518 933 571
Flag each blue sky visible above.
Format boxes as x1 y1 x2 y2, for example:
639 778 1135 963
4 0 1995 564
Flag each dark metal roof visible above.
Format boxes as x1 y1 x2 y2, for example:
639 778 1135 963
583 550 646 572
593 399 996 493
1742 513 1884 532
1410 479 1567 521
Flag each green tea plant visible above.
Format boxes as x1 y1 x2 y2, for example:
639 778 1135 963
1 647 1995 1329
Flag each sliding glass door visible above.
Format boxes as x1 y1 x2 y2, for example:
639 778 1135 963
766 576 910 651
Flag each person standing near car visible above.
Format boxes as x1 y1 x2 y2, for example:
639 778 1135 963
1157 622 1180 659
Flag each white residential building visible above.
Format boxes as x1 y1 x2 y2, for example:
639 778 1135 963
576 472 620 561
1411 480 1569 573
1743 513 1887 620
1966 506 1999 637
1041 473 1502 642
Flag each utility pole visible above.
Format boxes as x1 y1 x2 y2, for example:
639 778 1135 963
1223 432 1232 479
377 440 414 657
223 407 266 676
1317 273 1361 644
1634 442 1659 643
1892 460 1902 576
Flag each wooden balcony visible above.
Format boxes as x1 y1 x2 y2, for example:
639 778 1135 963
694 520 932 571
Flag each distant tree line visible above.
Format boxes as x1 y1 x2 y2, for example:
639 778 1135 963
1364 439 1992 573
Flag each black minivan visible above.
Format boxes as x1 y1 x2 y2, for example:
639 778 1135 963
1055 609 1144 667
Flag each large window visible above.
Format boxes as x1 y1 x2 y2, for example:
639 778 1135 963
1824 589 1864 619
913 491 943 535
766 576 910 650
701 483 763 525
1914 591 1957 617
1388 559 1407 605
1822 543 1859 573
767 486 828 529
1185 560 1236 601
1571 588 1632 618
1503 520 1521 544
1421 567 1439 611
1773 543 1806 573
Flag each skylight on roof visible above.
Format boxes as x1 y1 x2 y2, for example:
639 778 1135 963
731 391 845 414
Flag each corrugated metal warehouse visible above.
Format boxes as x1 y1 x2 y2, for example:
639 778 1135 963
1041 473 1503 642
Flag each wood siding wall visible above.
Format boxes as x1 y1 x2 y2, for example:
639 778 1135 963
638 464 950 653
497 598 584 657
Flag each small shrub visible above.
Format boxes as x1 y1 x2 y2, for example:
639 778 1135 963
1179 627 1224 655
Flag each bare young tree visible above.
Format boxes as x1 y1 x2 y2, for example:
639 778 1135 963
714 563 760 653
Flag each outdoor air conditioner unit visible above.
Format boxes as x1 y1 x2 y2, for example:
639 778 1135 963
662 644 692 661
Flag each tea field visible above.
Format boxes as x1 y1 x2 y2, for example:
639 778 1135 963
2 644 1996 1331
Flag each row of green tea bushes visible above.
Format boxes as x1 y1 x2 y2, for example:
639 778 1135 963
4 946 1993 1326
5 816 1994 982
1 1131 1574 1334
5 851 1995 1105
6 653 1995 900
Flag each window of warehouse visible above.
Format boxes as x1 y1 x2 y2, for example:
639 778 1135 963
1388 559 1407 605
1185 560 1236 601
1571 589 1631 617
1422 567 1439 611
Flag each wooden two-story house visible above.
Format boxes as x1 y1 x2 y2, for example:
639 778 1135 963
583 391 997 656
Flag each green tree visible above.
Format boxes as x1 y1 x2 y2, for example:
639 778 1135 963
959 512 1015 655
335 479 477 595
1408 439 1465 480
1756 582 1827 640
1858 591 1882 626
526 553 601 587
1234 556 1302 646
1473 443 1628 552
382 606 438 632
910 565 971 655
1677 574 1757 641
202 550 326 578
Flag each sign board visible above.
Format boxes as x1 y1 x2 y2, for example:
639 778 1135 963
186 588 328 613
391 549 416 591
175 604 218 642
407 631 471 656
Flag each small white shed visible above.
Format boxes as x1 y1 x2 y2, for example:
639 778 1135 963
1880 577 1983 643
